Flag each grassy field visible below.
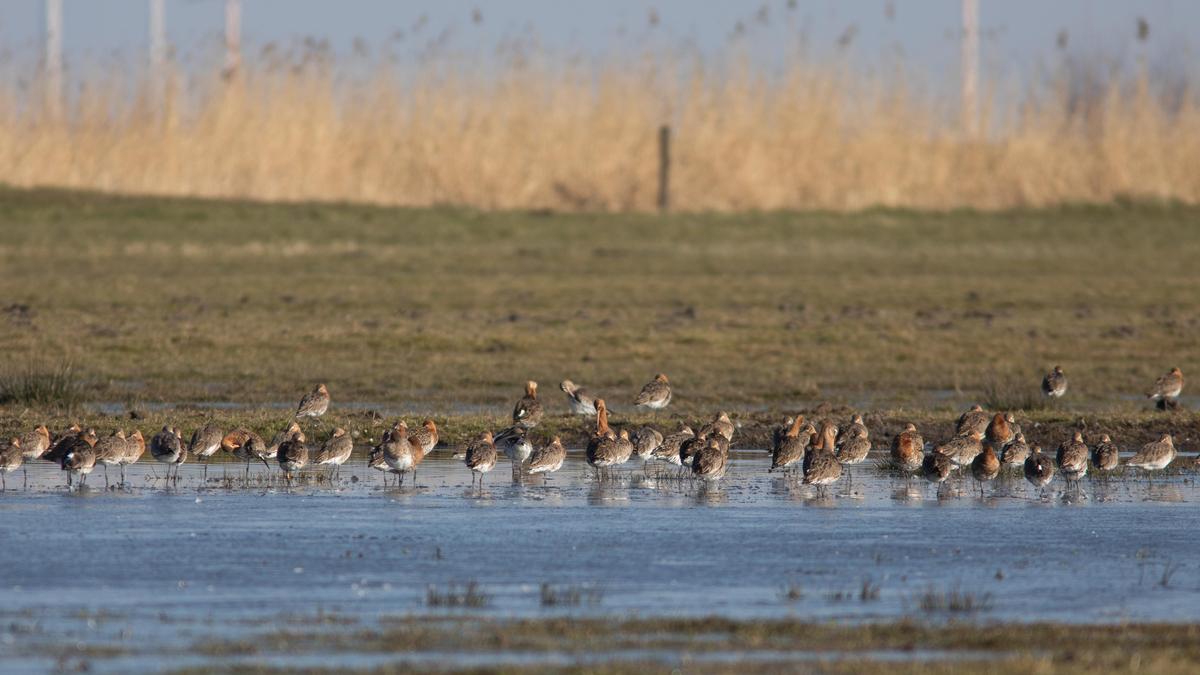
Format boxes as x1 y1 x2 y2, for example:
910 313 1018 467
1 188 1199 445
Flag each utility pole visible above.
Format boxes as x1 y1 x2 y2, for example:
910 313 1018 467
961 0 979 137
149 0 167 107
44 0 63 118
224 0 242 79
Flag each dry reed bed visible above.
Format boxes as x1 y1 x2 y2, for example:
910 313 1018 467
1 52 1198 211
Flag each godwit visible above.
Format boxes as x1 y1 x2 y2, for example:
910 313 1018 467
1091 434 1120 472
277 431 310 486
464 431 498 487
224 428 270 479
527 437 567 478
0 438 21 490
631 427 664 465
295 383 330 419
772 416 795 451
411 419 439 456
313 428 354 480
367 443 397 485
802 423 842 494
935 430 984 467
43 424 83 465
560 380 598 416
970 444 1000 497
691 437 729 482
922 451 953 485
1001 432 1030 467
150 426 186 485
188 423 224 480
835 426 870 489
699 412 735 443
633 373 671 410
614 429 636 465
1146 368 1184 410
837 414 867 448
1024 446 1056 495
677 434 707 470
770 416 812 474
19 425 50 463
836 426 871 466
60 435 96 490
985 413 1016 451
120 430 146 484
1127 434 1176 475
512 380 544 429
890 423 924 475
495 426 534 478
651 425 694 467
93 430 128 488
586 399 622 477
368 422 406 486
1056 431 1089 487
955 405 990 437
1042 366 1068 398
382 422 425 487
268 422 302 458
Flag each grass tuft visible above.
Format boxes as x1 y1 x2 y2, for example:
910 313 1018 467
779 582 804 603
539 583 604 607
0 358 84 408
916 585 994 614
426 581 490 609
980 375 1050 412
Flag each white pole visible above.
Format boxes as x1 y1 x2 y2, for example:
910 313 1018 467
44 0 63 118
961 0 979 137
149 0 166 106
224 0 241 79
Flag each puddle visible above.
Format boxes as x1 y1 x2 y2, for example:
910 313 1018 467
1 450 1199 672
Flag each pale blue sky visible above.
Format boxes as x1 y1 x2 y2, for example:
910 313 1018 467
0 1 1195 86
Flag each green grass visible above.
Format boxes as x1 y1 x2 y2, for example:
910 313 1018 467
0 187 1198 417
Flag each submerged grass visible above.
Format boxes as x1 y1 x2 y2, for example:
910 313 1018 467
915 585 994 614
426 582 490 609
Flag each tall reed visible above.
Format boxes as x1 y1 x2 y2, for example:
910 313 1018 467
0 43 1196 212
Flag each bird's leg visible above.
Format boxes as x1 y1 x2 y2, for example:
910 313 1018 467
103 465 109 489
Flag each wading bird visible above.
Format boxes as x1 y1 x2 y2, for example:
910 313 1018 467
464 431 497 487
314 428 353 479
150 427 186 485
633 373 671 410
560 380 598 416
1042 366 1068 398
296 383 330 419
512 380 544 429
1146 368 1184 410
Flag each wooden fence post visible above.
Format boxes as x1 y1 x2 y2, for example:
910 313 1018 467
657 124 671 212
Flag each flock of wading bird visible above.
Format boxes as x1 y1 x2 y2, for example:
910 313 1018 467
0 367 1193 494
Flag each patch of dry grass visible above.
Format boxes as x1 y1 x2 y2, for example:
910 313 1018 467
175 616 1200 674
2 40 1199 212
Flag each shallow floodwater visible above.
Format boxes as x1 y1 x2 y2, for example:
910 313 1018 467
2 449 1199 672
